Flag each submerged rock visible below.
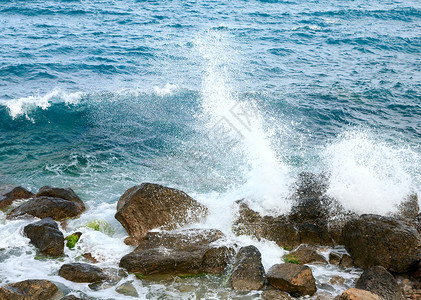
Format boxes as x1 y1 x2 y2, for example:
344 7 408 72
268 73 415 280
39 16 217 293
23 217 64 257
0 279 58 300
267 263 317 297
115 183 208 245
0 185 34 210
7 196 83 220
342 214 421 273
59 263 108 283
36 186 85 212
228 245 266 291
355 266 403 300
329 251 341 265
334 288 385 300
284 245 327 265
119 229 234 277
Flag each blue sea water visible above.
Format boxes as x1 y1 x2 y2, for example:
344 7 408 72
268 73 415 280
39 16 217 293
0 0 420 298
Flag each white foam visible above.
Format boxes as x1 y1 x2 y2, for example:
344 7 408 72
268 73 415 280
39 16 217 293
1 89 83 119
153 83 179 96
323 130 420 215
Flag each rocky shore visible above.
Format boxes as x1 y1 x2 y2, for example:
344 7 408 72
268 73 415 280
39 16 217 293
1 175 421 299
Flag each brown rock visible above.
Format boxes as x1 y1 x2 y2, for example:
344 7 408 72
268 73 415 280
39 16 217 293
355 266 403 300
0 185 34 210
285 245 327 265
342 214 421 273
36 186 85 212
23 217 64 257
228 245 266 291
267 263 317 297
59 263 108 283
340 253 354 268
262 288 293 299
0 279 58 300
61 296 84 300
334 288 385 300
7 197 83 220
119 229 234 277
330 275 345 285
329 251 341 265
115 183 208 245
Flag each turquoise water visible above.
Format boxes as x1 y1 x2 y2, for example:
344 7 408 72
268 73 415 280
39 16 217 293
0 0 420 298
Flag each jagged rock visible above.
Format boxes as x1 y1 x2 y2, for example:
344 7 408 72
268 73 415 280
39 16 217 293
342 214 421 273
334 288 385 300
115 183 208 245
0 279 58 300
340 253 354 268
330 275 345 285
355 266 403 300
119 229 234 277
0 185 34 209
23 217 64 256
59 263 108 283
329 251 341 265
285 245 327 265
267 263 317 297
7 196 83 220
261 288 293 299
228 245 266 291
36 186 85 212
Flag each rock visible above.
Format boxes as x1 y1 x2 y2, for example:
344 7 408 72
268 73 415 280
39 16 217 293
334 288 385 300
83 252 98 263
61 296 84 300
342 214 421 273
36 186 85 212
65 232 82 249
285 245 327 265
115 281 139 297
228 245 266 291
267 263 317 297
0 185 34 210
0 279 58 300
261 288 293 299
7 196 83 220
397 193 419 221
329 251 341 265
115 183 208 245
355 266 403 300
340 253 354 268
119 229 234 277
23 217 64 256
330 275 345 285
59 263 108 283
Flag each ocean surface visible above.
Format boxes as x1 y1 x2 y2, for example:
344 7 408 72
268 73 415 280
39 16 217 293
1 0 420 298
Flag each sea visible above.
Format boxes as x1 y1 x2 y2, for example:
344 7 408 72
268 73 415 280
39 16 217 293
0 0 420 299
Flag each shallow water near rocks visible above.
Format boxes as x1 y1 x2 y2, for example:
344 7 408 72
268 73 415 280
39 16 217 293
0 0 420 298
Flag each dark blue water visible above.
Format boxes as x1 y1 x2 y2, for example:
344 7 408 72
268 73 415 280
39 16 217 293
1 0 420 208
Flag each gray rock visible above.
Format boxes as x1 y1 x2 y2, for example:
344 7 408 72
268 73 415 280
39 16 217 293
24 217 64 257
355 266 403 300
36 186 85 212
59 263 108 283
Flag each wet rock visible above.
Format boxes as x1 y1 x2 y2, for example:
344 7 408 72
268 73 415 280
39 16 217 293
83 252 98 263
115 281 139 297
61 296 84 300
397 193 419 221
115 183 208 245
0 185 34 210
330 275 345 285
334 288 385 300
59 263 108 283
228 245 266 291
65 232 82 249
340 253 354 268
36 186 85 212
261 288 293 299
23 217 64 256
119 229 234 277
0 279 58 300
285 245 327 265
329 251 341 265
7 196 83 220
267 263 317 297
355 266 403 300
342 214 421 273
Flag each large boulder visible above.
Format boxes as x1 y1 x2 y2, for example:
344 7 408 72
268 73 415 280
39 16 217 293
228 245 266 291
23 217 64 257
0 185 34 210
115 183 208 245
284 245 327 265
267 263 316 297
342 214 421 273
36 186 85 212
7 196 83 220
355 266 403 300
0 279 58 300
334 288 385 300
59 263 108 283
119 229 234 277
